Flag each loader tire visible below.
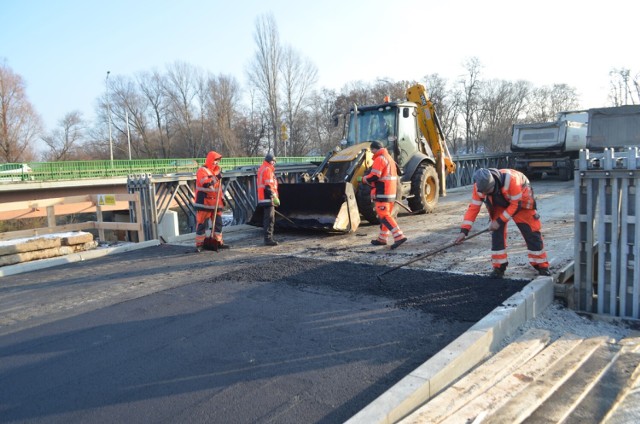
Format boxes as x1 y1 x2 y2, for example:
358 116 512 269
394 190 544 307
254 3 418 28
356 184 379 225
408 163 439 214
356 183 399 225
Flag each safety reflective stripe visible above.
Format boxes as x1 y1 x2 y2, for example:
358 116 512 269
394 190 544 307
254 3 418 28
529 256 548 264
470 199 483 206
193 203 218 210
462 220 474 227
379 176 397 181
503 172 512 190
369 169 382 176
377 194 396 200
501 210 511 221
491 258 508 265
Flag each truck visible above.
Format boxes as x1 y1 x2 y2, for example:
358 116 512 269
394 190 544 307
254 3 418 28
511 110 588 181
511 105 640 180
250 83 456 233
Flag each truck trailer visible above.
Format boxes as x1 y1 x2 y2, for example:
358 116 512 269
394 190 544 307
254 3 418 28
511 105 640 180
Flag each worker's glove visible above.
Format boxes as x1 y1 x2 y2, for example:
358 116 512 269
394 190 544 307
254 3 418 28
356 176 362 182
272 196 280 207
454 233 466 245
488 220 500 231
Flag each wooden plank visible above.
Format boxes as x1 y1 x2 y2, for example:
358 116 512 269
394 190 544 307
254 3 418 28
527 342 621 423
567 347 640 423
0 222 95 241
399 329 550 424
438 335 585 424
483 337 608 423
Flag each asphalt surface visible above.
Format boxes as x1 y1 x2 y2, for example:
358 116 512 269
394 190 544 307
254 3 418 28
0 244 529 424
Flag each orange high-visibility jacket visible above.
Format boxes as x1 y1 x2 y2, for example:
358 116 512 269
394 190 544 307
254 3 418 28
461 168 535 232
257 160 278 206
363 147 397 201
194 151 223 210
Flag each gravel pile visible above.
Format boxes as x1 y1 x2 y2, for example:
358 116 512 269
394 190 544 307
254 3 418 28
500 301 632 349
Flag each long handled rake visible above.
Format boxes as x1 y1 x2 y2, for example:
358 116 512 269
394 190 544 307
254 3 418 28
376 228 489 283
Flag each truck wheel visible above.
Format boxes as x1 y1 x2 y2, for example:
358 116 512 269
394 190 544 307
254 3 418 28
356 183 399 225
559 164 573 181
408 163 439 214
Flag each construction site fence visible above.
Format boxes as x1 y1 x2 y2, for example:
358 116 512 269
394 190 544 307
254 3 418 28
126 154 515 242
575 147 640 318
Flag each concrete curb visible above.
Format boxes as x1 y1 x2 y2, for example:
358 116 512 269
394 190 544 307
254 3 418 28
346 276 555 424
0 240 161 278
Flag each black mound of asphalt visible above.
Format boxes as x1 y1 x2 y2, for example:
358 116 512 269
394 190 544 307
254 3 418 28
211 256 529 323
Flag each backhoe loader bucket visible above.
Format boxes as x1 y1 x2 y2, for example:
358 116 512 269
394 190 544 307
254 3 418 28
249 182 361 233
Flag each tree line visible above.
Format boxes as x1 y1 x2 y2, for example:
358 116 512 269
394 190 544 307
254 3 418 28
2 14 639 164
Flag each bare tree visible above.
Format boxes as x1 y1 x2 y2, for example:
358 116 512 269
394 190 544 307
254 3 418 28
479 79 531 152
236 87 267 157
163 61 206 157
138 70 173 158
609 68 639 106
526 84 580 122
458 57 483 153
280 45 318 156
423 74 462 154
41 111 86 160
0 60 41 162
206 74 242 156
247 13 282 156
308 88 342 155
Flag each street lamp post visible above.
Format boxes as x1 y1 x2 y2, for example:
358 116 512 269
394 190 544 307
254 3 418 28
106 71 114 163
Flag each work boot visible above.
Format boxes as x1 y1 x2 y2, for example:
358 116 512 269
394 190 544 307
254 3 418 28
537 267 551 276
264 239 278 246
218 243 230 249
489 268 505 279
390 237 407 250
370 240 387 246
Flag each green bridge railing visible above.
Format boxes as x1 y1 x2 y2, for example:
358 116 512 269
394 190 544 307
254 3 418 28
0 157 324 183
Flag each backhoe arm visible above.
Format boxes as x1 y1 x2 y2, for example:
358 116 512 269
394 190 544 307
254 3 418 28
406 84 456 175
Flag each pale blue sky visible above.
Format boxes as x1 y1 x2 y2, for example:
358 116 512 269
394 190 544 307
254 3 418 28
2 0 638 133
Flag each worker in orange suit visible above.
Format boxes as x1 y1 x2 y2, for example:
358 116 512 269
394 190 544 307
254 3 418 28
454 168 550 279
256 153 279 246
362 141 407 249
194 151 227 252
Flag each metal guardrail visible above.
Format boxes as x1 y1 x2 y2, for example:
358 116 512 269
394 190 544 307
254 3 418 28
1 157 324 183
574 147 640 318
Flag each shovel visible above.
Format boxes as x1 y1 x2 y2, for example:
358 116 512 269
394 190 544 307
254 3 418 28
275 209 300 228
376 228 489 283
204 178 225 252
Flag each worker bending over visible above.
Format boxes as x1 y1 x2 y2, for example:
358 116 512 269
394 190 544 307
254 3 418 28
455 168 550 279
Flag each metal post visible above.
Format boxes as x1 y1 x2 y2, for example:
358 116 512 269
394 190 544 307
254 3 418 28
106 71 114 163
126 109 132 160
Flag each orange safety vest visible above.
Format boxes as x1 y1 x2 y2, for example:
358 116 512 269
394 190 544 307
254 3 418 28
257 160 278 206
194 152 223 210
461 168 535 231
363 147 397 201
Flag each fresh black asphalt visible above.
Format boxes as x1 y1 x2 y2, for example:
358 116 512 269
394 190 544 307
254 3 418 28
0 245 527 423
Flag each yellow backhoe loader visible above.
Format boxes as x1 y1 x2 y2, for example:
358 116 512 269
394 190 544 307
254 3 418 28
251 83 456 233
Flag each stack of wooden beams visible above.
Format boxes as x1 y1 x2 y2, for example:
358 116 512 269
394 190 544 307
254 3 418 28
0 232 98 267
